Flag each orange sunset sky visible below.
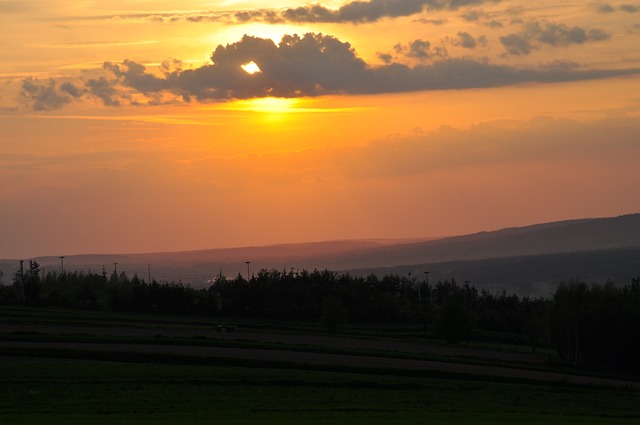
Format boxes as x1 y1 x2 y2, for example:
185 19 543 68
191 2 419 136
1 0 640 258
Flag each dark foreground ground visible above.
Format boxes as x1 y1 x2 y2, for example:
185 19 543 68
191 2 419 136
1 308 639 424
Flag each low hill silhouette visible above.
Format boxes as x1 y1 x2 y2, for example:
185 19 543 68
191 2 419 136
2 213 639 296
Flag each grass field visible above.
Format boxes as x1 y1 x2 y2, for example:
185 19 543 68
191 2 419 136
1 308 639 424
2 358 640 424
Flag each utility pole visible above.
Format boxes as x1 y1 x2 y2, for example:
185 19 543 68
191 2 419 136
417 278 422 312
59 256 65 274
148 264 152 285
245 261 251 282
113 262 118 274
424 271 432 305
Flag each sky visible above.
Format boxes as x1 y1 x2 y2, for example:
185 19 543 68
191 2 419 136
1 0 640 258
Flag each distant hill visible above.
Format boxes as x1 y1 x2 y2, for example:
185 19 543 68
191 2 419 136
349 246 640 297
1 213 639 296
320 213 640 270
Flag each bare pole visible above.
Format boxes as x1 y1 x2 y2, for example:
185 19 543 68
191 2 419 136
424 271 432 305
113 262 118 274
245 261 251 282
59 256 65 274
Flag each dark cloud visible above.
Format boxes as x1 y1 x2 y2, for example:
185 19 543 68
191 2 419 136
451 32 487 49
20 33 640 110
377 52 394 64
530 22 610 45
86 76 120 106
103 60 171 94
460 9 485 21
396 39 432 59
20 78 72 111
278 0 429 23
459 9 503 27
234 9 283 24
593 3 639 13
594 3 615 13
415 18 447 25
139 0 487 25
500 34 531 55
501 21 611 55
485 20 504 28
620 4 639 12
59 82 84 98
392 38 449 61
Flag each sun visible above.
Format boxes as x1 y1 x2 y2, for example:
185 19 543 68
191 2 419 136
241 61 261 75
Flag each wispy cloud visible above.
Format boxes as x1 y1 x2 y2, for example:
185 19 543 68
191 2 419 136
33 40 159 49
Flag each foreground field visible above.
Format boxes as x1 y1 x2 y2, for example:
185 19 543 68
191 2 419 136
2 358 640 425
1 308 639 424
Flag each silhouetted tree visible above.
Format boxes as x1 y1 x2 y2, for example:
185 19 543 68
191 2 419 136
319 295 348 334
436 288 475 344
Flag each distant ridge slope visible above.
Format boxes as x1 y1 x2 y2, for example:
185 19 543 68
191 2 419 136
322 213 640 270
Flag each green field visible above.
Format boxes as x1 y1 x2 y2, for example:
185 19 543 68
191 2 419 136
1 308 639 424
2 358 640 424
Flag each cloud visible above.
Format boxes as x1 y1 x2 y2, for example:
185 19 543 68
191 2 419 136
377 52 394 64
272 0 490 24
459 9 486 21
459 8 505 27
451 32 487 49
20 78 73 111
394 39 435 60
86 76 121 106
484 20 504 28
501 21 611 55
103 60 170 94
500 34 532 55
593 3 615 13
592 3 638 13
415 18 447 25
136 0 487 25
619 4 639 12
19 33 640 110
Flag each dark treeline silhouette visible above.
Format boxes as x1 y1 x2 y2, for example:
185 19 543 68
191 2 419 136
2 263 640 371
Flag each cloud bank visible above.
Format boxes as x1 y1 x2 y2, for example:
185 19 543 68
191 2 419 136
138 0 489 25
20 33 640 110
500 21 610 55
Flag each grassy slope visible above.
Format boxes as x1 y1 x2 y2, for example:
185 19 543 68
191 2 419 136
2 358 640 425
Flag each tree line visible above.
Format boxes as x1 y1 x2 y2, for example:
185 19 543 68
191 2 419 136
1 262 639 371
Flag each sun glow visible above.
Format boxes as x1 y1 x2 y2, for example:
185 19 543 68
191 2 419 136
226 97 300 113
